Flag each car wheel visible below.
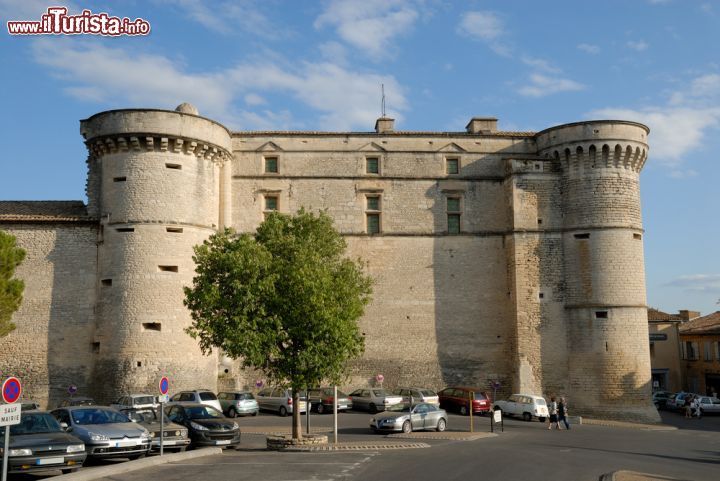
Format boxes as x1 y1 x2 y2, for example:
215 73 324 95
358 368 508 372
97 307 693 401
460 405 468 416
436 418 447 432
522 412 532 422
317 403 325 414
228 407 237 418
402 420 412 434
252 410 258 416
279 406 288 417
369 403 378 414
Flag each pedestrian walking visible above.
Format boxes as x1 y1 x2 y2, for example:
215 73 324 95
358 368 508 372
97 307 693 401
684 395 693 419
558 397 570 429
692 396 702 419
548 396 561 430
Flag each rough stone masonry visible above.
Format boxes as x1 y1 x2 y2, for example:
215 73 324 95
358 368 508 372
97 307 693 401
0 103 659 422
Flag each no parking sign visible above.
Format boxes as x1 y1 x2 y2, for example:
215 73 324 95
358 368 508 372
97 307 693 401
1 377 21 404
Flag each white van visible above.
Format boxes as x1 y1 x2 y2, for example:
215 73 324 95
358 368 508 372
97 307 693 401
494 394 549 422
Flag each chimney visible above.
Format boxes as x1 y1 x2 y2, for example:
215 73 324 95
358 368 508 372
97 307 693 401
466 117 498 134
678 310 701 321
375 117 395 134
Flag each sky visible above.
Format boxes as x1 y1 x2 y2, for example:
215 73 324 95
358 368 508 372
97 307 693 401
1 0 719 316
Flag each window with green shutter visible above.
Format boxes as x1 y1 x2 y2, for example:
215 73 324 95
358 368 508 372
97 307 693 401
366 157 379 174
367 213 380 234
446 158 459 175
264 156 278 173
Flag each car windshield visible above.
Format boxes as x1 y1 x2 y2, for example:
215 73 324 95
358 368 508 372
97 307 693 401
473 392 487 400
372 389 390 397
199 392 217 401
534 398 547 406
72 408 131 425
124 408 170 423
133 396 155 405
185 406 224 419
235 393 254 400
9 413 63 435
386 403 412 413
420 389 437 396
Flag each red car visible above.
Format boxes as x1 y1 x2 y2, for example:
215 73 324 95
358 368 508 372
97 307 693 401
438 387 491 415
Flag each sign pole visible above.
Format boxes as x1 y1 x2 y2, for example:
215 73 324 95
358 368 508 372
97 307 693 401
333 386 338 444
469 391 474 433
158 377 170 456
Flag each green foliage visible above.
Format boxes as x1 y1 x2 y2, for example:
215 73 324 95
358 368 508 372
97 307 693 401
0 230 26 337
184 208 372 390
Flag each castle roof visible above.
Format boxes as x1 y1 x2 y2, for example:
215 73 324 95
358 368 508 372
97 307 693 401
0 201 95 223
679 311 720 335
647 307 684 322
234 130 536 138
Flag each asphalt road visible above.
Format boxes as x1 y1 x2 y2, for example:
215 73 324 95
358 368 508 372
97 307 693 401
11 409 720 481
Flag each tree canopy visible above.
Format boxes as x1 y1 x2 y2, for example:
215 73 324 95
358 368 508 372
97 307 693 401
184 209 372 438
0 230 26 337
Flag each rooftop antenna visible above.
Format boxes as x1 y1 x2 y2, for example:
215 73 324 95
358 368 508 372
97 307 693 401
381 83 386 118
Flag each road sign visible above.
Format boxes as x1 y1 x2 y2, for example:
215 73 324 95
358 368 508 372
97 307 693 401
375 374 384 383
255 379 263 388
158 394 169 403
68 385 78 395
1 377 21 404
0 404 20 427
159 377 169 395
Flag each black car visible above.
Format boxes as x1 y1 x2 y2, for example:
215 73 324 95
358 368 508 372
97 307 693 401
0 411 86 475
165 403 240 448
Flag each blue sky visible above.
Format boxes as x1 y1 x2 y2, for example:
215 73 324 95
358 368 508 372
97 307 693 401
2 0 719 315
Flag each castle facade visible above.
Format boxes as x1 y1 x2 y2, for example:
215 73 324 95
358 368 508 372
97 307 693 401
0 103 659 422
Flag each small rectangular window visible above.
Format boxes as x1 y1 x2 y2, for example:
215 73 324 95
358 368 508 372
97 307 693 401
165 163 182 170
367 213 381 234
704 342 712 361
142 322 162 332
366 196 380 211
113 176 127 182
116 227 135 233
158 265 178 273
265 196 278 211
574 233 590 239
447 214 461 234
366 157 380 174
595 311 608 319
101 279 112 287
446 158 459 175
166 227 183 233
447 197 460 212
92 342 100 353
633 233 642 240
264 157 278 173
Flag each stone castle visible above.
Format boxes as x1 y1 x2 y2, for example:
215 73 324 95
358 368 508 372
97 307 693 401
0 103 659 422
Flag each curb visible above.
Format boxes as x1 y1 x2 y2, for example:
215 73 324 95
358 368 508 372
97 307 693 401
582 419 677 431
599 470 687 481
387 432 496 441
281 441 431 451
54 448 223 481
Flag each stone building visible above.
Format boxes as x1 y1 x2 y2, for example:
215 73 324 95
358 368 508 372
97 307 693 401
647 308 699 393
0 103 659 421
679 311 720 395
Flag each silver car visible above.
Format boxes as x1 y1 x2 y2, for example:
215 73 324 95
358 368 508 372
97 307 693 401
256 387 307 416
392 387 440 406
349 388 403 413
50 406 151 460
218 391 259 417
121 407 190 452
170 389 223 412
696 396 720 414
370 402 448 433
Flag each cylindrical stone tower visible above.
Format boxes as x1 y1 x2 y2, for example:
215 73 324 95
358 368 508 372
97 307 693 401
80 104 232 402
536 121 659 422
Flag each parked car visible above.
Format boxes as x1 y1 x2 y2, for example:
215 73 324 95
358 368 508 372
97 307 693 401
165 403 240 448
306 388 352 414
256 387 307 416
20 401 41 410
667 392 694 412
0 410 86 475
169 389 222 412
50 406 151 460
370 402 448 433
217 391 259 417
392 387 440 406
348 388 403 413
437 387 491 415
111 394 157 411
57 396 96 408
652 391 674 410
696 396 720 415
121 407 190 452
493 394 549 422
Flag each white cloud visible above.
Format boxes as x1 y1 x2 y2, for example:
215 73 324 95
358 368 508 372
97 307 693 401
314 0 420 60
156 0 280 37
627 40 649 51
521 57 560 73
318 41 348 65
666 274 720 292
456 10 510 56
577 43 600 54
590 72 720 164
30 39 408 132
517 74 585 97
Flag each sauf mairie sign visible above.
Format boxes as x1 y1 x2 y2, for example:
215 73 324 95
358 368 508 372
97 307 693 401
0 403 20 427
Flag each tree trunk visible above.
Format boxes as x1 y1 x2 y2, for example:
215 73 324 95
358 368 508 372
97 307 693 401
291 389 302 439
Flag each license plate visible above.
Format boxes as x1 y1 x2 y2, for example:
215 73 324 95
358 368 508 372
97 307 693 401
215 440 231 445
339 405 348 409
115 440 139 447
37 457 64 465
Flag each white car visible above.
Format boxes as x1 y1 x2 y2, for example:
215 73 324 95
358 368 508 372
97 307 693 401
169 390 222 412
110 394 157 411
349 388 403 413
696 396 720 414
494 394 549 422
256 387 307 416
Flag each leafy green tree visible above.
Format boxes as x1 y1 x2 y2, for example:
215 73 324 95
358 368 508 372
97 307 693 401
184 209 372 439
0 230 26 337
